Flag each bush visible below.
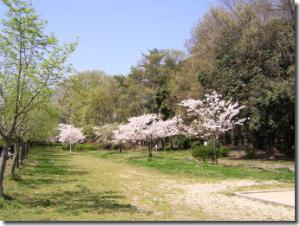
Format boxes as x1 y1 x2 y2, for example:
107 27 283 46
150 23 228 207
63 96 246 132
111 143 119 150
174 135 191 149
0 198 5 208
191 141 202 148
102 143 112 150
192 145 219 162
219 146 230 157
61 144 71 150
245 149 256 159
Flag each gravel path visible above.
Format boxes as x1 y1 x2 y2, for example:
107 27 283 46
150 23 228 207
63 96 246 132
121 168 295 221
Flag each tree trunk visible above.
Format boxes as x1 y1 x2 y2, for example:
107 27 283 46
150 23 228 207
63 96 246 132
24 142 28 159
266 134 274 158
237 126 244 146
20 140 25 165
213 136 218 164
119 142 122 153
11 141 20 176
0 144 8 196
234 128 238 146
69 142 72 153
161 138 165 150
148 140 152 160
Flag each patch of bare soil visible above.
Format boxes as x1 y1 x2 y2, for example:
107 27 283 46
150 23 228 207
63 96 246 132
162 180 295 221
122 168 295 221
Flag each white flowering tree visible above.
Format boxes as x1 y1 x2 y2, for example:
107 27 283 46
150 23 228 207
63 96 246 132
57 124 85 152
113 114 181 159
113 114 158 157
179 91 246 162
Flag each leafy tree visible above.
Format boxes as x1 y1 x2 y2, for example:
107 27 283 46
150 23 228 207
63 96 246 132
0 0 76 196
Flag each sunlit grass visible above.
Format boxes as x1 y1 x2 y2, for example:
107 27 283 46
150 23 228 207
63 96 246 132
91 150 295 182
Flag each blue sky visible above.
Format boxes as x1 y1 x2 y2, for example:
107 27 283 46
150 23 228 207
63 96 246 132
2 0 219 75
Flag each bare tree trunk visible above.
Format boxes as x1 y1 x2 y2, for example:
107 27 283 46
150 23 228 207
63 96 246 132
148 140 152 160
16 144 20 168
11 141 20 176
213 135 218 164
20 140 25 165
119 142 122 153
161 138 165 150
24 141 28 159
0 144 8 196
237 126 244 146
266 134 274 159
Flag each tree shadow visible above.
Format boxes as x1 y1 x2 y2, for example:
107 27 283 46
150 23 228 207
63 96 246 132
21 189 139 215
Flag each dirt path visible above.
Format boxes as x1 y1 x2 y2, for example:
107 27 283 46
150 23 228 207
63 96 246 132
71 153 295 221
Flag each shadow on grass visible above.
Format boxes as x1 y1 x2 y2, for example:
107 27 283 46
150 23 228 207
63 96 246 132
12 177 78 187
21 189 139 215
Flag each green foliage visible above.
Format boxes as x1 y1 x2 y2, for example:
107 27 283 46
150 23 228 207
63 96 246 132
147 86 174 120
81 125 96 140
174 136 191 149
219 146 230 157
102 143 112 150
188 0 295 155
0 0 76 143
245 149 256 160
0 198 5 208
111 143 120 150
192 145 218 162
61 144 71 150
191 141 202 148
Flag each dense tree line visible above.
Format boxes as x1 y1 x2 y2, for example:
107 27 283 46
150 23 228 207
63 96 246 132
57 0 295 158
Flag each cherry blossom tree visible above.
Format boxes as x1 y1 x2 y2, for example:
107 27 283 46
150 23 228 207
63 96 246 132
113 114 158 157
57 124 85 152
179 91 246 162
113 114 182 159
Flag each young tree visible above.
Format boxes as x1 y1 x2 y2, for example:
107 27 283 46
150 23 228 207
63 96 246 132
179 91 246 162
57 124 85 152
0 0 76 196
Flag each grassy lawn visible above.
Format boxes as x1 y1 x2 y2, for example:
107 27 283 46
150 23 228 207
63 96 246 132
0 147 294 221
91 150 295 182
0 147 141 221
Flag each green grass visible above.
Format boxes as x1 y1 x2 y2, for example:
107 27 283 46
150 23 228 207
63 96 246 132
0 147 294 221
91 150 295 182
0 147 208 221
1 147 139 221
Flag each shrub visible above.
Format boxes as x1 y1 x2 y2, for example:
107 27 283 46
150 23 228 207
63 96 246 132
102 143 112 150
174 135 191 149
245 149 256 159
111 143 119 150
191 141 202 148
219 146 230 157
0 198 5 208
61 144 71 150
192 145 219 162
